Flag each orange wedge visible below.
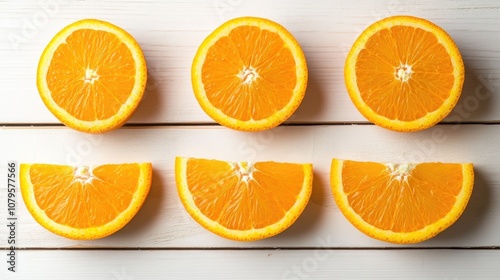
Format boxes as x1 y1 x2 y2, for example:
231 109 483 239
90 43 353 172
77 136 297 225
175 157 313 241
20 163 152 239
330 159 474 244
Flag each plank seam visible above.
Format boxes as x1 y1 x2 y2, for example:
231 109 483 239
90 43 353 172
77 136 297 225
8 247 500 251
2 122 500 128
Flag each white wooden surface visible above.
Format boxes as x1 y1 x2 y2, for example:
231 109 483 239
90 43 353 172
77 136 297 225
6 250 500 279
1 0 500 279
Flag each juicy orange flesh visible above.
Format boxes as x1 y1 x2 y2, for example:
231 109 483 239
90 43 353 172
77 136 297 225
29 164 140 228
46 29 136 121
341 161 462 232
185 159 304 230
201 26 297 121
355 25 454 121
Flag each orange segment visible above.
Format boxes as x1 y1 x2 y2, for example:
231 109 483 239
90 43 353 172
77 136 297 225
345 16 464 131
175 157 313 241
37 19 147 133
330 159 474 244
20 163 152 240
192 17 308 131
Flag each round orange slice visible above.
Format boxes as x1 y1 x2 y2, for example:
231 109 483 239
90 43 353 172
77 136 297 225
20 163 152 240
175 157 313 241
330 158 474 244
37 19 147 133
345 16 464 132
191 17 308 131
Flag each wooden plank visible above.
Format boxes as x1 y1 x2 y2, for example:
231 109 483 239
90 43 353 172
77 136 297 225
1 0 499 124
0 125 499 248
3 249 500 279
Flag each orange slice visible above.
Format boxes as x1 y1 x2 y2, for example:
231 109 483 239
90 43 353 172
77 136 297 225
175 157 313 241
345 15 464 132
37 19 147 133
20 163 152 239
330 159 474 244
191 17 308 131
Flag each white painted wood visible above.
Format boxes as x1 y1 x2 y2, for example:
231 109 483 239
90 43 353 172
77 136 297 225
2 249 500 279
0 125 498 248
1 0 499 124
2 1 500 278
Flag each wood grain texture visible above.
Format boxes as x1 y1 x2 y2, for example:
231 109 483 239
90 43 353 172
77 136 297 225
4 250 500 279
1 0 500 279
0 0 499 124
0 126 498 248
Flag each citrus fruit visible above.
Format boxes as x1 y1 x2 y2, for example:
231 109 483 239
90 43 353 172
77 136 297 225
330 158 474 244
37 19 147 133
175 157 313 241
20 163 152 240
191 17 308 131
344 15 464 132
